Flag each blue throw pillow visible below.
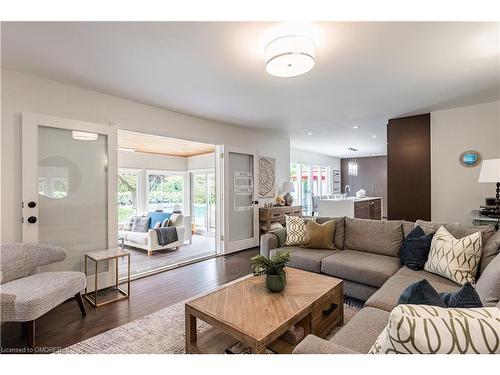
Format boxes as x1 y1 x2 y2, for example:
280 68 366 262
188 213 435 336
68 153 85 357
440 282 483 308
147 211 172 229
399 226 434 270
397 279 446 307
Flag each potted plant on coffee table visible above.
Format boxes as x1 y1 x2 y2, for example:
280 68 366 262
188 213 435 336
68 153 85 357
250 251 291 292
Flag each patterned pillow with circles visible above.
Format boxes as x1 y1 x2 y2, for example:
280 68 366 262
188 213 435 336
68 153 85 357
369 304 500 354
285 215 315 246
424 226 482 285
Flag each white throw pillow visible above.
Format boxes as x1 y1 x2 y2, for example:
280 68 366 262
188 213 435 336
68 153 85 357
369 304 500 354
285 216 314 246
424 226 482 285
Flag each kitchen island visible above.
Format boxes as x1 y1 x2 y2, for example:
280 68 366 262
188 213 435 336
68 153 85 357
317 197 382 220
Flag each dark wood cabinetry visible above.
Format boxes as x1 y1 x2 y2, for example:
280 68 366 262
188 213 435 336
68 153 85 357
387 114 431 221
354 198 381 220
341 156 387 218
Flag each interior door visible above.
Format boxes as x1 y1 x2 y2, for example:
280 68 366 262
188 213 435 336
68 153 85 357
219 146 259 254
22 113 117 291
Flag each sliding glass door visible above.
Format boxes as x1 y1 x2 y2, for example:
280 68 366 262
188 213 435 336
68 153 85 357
191 170 216 233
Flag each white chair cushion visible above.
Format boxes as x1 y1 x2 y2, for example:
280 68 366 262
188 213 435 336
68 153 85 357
126 232 149 245
1 271 86 321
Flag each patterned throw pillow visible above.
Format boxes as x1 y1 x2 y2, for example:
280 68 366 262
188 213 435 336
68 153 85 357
285 216 315 246
424 226 482 285
369 304 500 354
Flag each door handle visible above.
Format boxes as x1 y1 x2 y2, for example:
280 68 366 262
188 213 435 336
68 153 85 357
323 303 338 316
27 201 37 208
27 216 37 224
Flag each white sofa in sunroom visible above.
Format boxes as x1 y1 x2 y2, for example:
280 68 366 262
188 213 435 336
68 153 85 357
118 213 187 256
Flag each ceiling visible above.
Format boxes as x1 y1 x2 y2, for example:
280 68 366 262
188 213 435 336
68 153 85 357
118 130 215 157
2 22 499 157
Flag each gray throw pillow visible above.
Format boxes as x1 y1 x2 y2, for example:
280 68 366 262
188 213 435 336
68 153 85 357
122 216 134 231
476 253 500 307
480 230 500 274
132 216 151 232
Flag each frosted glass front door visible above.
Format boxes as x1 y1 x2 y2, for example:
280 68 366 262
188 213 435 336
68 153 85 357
37 126 109 271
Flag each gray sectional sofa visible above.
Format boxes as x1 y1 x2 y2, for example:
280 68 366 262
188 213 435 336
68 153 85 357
259 216 500 354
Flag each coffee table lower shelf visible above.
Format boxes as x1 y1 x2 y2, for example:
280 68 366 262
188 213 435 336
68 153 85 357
186 326 295 354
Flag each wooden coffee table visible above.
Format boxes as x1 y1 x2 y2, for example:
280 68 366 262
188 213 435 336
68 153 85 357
185 268 343 354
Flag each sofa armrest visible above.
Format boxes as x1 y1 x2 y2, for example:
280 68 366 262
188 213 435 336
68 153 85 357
260 227 287 257
293 334 359 354
147 227 185 247
260 233 278 257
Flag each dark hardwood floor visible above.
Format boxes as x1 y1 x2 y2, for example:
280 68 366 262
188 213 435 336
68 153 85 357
0 247 259 353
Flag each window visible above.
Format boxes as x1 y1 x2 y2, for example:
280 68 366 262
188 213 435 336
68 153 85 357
147 172 185 212
118 170 139 223
290 162 300 203
321 167 329 196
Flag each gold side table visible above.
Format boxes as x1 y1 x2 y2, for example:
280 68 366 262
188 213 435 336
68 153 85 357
84 248 130 308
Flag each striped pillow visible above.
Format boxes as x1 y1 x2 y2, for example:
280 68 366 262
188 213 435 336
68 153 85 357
424 226 482 285
369 304 500 354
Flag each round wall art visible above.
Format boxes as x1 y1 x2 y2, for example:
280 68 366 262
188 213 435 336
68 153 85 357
459 150 481 167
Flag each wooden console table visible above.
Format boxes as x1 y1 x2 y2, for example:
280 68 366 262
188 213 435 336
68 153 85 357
259 205 302 234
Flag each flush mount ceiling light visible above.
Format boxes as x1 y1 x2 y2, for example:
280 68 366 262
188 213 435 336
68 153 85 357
72 131 98 141
265 35 315 78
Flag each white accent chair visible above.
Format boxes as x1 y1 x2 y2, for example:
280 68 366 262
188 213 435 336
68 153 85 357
0 243 87 349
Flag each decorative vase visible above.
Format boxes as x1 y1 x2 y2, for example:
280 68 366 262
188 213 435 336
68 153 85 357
283 192 294 206
266 272 287 293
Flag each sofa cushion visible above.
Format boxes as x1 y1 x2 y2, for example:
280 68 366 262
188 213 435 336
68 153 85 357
126 231 149 245
369 304 500 354
343 280 378 301
480 229 500 274
475 252 500 307
415 220 495 243
147 211 172 229
132 216 150 232
344 217 403 256
321 250 401 288
302 219 336 250
330 307 390 354
402 220 415 238
270 247 339 273
365 266 459 312
316 217 345 250
293 334 359 354
397 279 446 307
424 226 482 285
399 225 434 270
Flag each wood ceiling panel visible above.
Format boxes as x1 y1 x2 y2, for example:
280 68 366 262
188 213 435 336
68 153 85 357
118 130 215 157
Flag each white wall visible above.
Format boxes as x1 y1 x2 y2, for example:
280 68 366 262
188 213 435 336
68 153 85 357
1 69 290 242
187 153 215 171
291 148 341 170
431 101 500 224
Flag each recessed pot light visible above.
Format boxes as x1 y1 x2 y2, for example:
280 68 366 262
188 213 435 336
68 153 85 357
307 131 313 136
352 126 360 129
372 135 377 138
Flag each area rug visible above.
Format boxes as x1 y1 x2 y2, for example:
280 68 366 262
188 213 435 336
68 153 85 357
60 277 363 354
